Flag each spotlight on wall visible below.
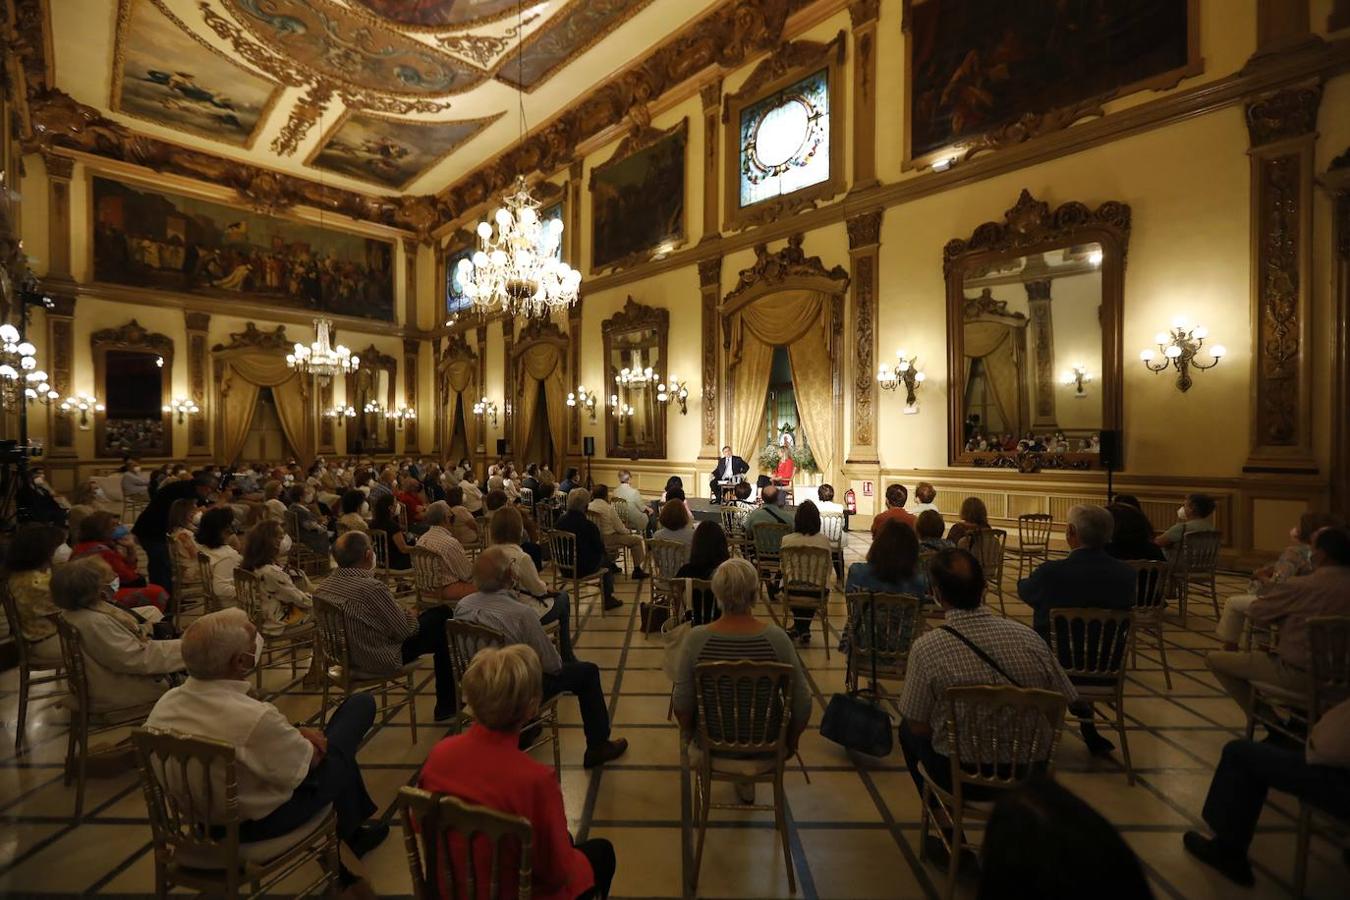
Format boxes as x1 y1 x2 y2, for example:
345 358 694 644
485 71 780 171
162 396 201 424
1061 364 1092 398
567 385 598 422
877 350 926 414
657 375 688 415
59 393 104 430
473 396 499 428
1140 318 1224 392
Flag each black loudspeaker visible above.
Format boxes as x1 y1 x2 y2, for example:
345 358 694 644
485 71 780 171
1099 430 1122 469
583 436 596 457
496 438 508 457
353 440 364 454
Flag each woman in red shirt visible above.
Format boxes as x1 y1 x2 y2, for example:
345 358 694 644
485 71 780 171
418 645 616 899
70 510 169 611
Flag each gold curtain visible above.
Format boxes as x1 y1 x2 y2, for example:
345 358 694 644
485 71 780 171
215 349 314 465
964 321 1023 434
729 290 829 367
443 358 477 458
518 343 566 467
787 336 836 476
731 337 773 465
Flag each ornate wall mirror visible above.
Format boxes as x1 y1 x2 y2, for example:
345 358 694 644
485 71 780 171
945 190 1129 469
347 344 396 454
92 320 173 457
602 298 668 459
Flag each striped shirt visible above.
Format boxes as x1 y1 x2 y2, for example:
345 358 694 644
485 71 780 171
416 526 472 585
672 626 812 730
312 567 415 677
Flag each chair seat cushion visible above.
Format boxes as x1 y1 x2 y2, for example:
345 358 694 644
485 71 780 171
688 743 779 777
172 806 332 869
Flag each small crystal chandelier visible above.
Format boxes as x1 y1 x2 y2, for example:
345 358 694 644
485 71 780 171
0 323 48 410
286 318 359 383
162 396 201 423
615 349 658 390
325 404 356 419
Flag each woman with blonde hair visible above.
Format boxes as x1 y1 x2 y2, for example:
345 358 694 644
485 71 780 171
419 644 616 899
239 519 313 631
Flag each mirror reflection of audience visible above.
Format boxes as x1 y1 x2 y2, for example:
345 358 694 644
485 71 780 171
71 510 170 612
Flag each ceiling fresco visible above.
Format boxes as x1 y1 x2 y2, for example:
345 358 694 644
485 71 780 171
43 0 718 196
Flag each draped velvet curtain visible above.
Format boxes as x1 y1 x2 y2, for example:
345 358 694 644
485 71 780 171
517 344 565 468
216 349 313 465
443 358 478 458
728 289 837 478
964 320 1025 435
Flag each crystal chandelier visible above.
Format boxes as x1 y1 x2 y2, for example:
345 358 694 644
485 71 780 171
286 318 358 383
0 323 50 410
615 349 658 390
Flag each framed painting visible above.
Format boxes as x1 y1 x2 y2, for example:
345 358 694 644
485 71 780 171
112 0 281 149
903 0 1200 167
91 175 396 322
308 110 502 191
589 119 687 273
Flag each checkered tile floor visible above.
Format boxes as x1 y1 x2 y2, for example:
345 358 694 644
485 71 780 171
0 536 1345 898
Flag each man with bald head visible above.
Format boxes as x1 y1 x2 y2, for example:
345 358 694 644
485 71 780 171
455 547 628 768
146 609 387 866
313 530 456 721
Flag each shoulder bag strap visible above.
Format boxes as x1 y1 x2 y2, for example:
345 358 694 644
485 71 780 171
939 625 1023 688
765 506 788 525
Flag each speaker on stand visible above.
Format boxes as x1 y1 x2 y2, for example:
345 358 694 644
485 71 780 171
582 436 595 490
1099 429 1122 504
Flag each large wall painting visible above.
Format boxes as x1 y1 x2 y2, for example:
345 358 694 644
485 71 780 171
309 111 503 190
496 0 654 91
112 0 281 148
590 119 687 272
91 177 395 322
352 0 519 28
906 0 1196 161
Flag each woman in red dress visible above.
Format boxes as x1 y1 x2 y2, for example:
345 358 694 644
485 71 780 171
70 510 169 611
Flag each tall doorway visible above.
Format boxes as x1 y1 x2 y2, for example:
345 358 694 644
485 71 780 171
240 388 294 462
523 381 552 469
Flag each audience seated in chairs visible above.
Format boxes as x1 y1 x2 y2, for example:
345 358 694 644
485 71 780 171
675 521 731 625
896 549 1079 857
71 510 170 612
672 558 811 804
744 484 792 536
847 518 928 598
1017 505 1136 759
912 482 939 515
144 608 388 888
559 467 581 497
489 505 575 661
916 510 952 553
443 486 480 546
197 507 243 605
239 520 314 631
945 497 992 546
454 548 628 769
457 472 484 515
53 557 184 712
167 499 203 590
1215 511 1344 651
1206 526 1350 714
418 644 617 898
4 522 70 668
1184 695 1350 887
313 532 457 722
1155 492 1219 559
484 488 544 571
1104 494 1165 562
652 498 696 547
614 470 653 533
369 494 414 571
781 500 832 643
286 484 332 557
556 488 623 612
872 484 917 539
132 472 215 594
416 502 476 603
589 483 649 579
335 489 368 535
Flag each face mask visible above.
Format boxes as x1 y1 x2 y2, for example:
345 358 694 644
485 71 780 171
279 534 293 555
242 632 266 672
360 501 370 515
191 511 203 527
107 577 120 596
284 475 294 483
132 466 141 474
1177 505 1188 520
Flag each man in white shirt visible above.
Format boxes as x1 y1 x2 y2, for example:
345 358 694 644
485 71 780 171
588 483 648 579
145 608 387 860
459 475 484 514
612 470 652 533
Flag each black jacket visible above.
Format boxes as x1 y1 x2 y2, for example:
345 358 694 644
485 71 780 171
709 455 750 481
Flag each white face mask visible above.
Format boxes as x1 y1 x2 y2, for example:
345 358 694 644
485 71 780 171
107 577 120 596
279 534 293 555
1177 505 1188 521
191 510 203 527
1290 525 1301 543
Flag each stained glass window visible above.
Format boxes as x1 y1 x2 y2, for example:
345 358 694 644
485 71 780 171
739 68 830 208
541 201 564 262
446 246 473 314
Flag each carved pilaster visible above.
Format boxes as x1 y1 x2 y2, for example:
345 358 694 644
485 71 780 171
501 319 514 455
403 337 420 451
700 80 722 243
1252 0 1316 60
433 336 444 455
43 153 74 281
1024 279 1058 430
1244 82 1321 473
401 238 418 331
698 256 722 456
46 294 76 455
184 311 211 456
1323 151 1350 513
475 324 488 456
846 210 882 463
848 1 880 190
568 298 584 456
568 160 583 266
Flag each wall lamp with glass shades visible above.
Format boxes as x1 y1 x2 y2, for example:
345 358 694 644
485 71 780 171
877 350 926 414
162 397 200 423
657 375 689 415
387 405 416 430
363 400 384 416
1062 364 1092 398
567 386 598 422
473 397 499 428
609 394 635 420
1140 318 1225 392
59 393 103 429
325 404 356 419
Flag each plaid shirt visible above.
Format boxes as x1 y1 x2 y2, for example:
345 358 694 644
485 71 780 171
416 526 472 585
897 607 1078 756
312 567 416 677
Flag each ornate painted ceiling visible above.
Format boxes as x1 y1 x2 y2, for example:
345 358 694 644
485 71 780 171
45 0 722 195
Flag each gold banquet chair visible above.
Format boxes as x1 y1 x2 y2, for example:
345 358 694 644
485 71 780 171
410 545 455 611
647 537 692 626
1127 559 1173 690
1007 513 1054 581
1048 607 1135 784
398 786 535 900
312 595 420 744
233 568 315 695
959 528 1008 616
544 529 607 635
1 584 65 755
779 544 834 657
843 591 925 695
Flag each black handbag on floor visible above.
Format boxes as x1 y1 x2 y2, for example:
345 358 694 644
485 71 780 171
819 594 894 757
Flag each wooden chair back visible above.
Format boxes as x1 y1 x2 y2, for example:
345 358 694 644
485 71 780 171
751 522 791 559
1127 560 1170 613
232 568 264 626
1179 530 1222 576
544 529 579 578
584 510 605 533
445 619 509 717
693 661 795 758
1 584 43 674
398 786 534 900
196 552 221 613
1048 608 1133 681
411 546 451 605
1307 616 1350 725
779 545 832 593
370 528 392 576
648 539 691 580
945 685 1067 797
131 726 243 870
612 497 635 532
961 528 1007 582
312 596 353 688
669 577 715 624
844 592 925 684
1016 513 1054 550
54 615 92 715
820 513 845 548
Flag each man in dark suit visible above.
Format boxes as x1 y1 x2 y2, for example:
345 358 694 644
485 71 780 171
708 445 750 500
1018 503 1138 756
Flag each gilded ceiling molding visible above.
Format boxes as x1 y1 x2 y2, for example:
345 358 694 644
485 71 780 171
211 322 291 352
493 0 655 94
723 233 849 308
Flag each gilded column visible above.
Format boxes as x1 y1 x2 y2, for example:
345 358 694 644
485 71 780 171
568 298 584 458
848 1 880 190
698 256 721 459
501 319 514 456
184 311 211 458
1243 82 1321 473
700 80 722 242
568 160 583 269
845 209 882 464
433 336 444 456
44 153 78 456
1322 150 1350 512
403 337 420 452
475 323 489 460
401 238 418 331
1024 278 1058 431
46 294 76 456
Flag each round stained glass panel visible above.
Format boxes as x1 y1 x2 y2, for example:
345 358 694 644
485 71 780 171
752 98 812 169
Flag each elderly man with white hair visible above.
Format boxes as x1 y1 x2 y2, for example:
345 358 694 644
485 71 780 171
455 547 628 769
416 501 475 602
144 608 387 866
554 487 622 610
